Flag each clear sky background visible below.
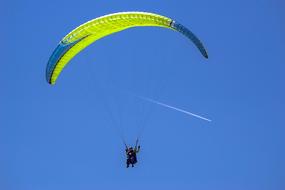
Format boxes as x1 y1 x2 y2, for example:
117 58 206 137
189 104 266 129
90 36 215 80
1 0 285 190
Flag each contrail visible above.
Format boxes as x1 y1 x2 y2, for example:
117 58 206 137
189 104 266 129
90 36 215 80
138 96 211 122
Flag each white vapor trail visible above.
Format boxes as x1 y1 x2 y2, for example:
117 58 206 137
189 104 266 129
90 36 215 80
138 96 212 122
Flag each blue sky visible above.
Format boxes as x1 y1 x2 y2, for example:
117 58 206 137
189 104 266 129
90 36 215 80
1 0 285 190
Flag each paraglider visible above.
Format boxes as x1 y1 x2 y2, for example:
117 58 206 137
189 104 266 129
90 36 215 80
125 139 140 168
46 11 209 168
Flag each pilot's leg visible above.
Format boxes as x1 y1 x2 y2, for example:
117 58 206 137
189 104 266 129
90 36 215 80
126 159 130 168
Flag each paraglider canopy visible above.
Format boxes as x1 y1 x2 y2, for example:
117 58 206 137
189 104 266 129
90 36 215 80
46 11 208 85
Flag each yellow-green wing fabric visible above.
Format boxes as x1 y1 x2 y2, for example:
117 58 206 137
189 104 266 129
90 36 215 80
46 12 208 84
